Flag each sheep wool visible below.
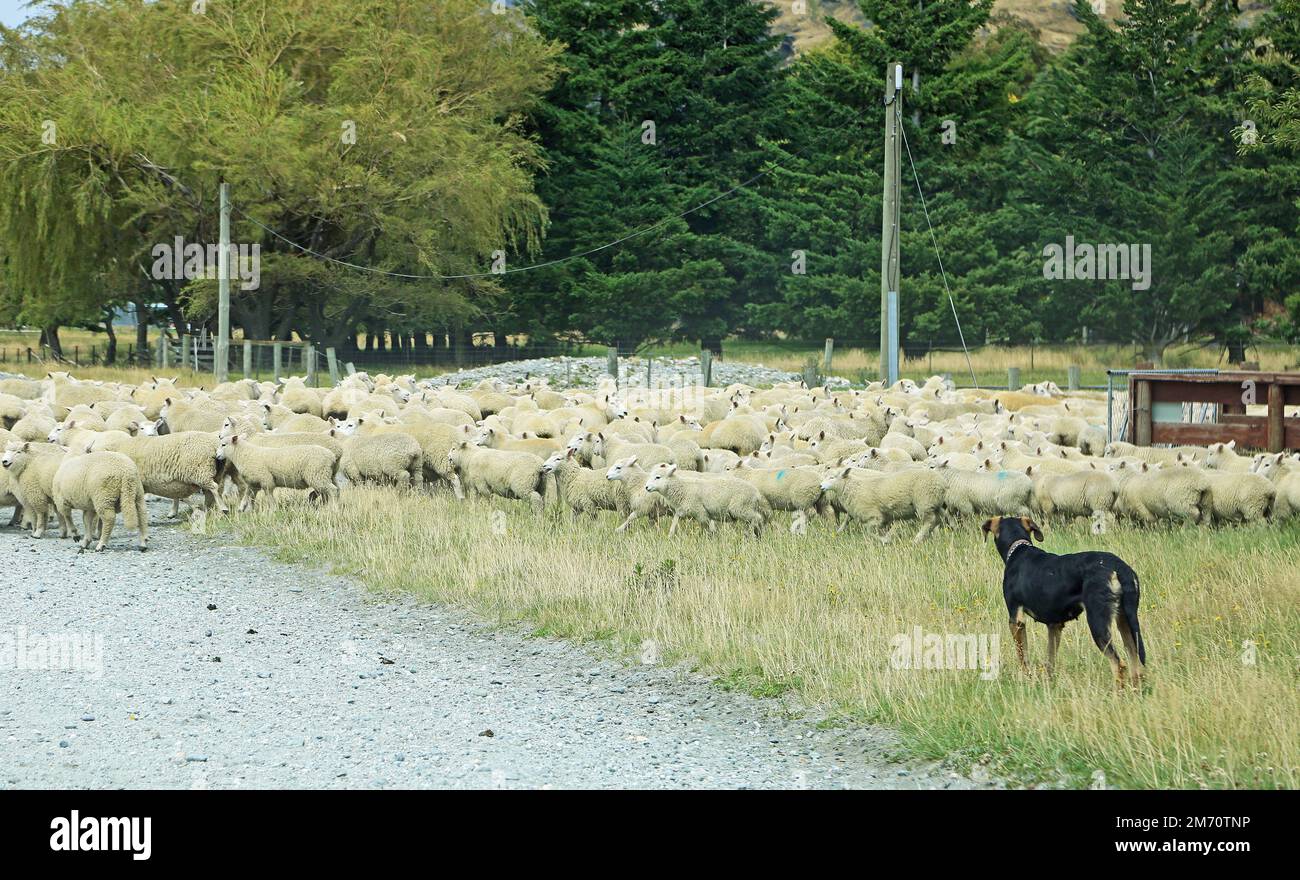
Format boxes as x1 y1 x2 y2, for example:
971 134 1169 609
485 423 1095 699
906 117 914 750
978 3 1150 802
642 463 770 537
217 433 338 510
52 451 148 551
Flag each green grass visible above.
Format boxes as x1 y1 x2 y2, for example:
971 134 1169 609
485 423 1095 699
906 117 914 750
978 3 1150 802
209 488 1300 789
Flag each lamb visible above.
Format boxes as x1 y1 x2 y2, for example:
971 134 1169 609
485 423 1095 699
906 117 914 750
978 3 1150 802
931 461 1033 519
1031 469 1118 533
724 458 829 528
880 432 927 461
11 411 57 443
1076 424 1108 456
248 431 344 463
1200 467 1274 525
642 463 770 536
216 433 338 509
700 449 741 472
698 414 767 456
0 392 27 429
1103 440 1203 466
600 436 678 470
52 451 149 551
278 376 324 417
447 442 546 513
332 429 423 490
103 405 150 433
541 449 623 518
275 413 333 434
93 431 228 515
603 456 667 531
1106 460 1211 525
1203 440 1255 472
1253 453 1300 520
132 376 183 419
818 466 943 543
47 372 117 418
1 441 70 537
472 425 561 459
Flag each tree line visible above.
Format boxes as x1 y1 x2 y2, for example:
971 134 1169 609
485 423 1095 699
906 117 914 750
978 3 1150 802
0 0 1297 366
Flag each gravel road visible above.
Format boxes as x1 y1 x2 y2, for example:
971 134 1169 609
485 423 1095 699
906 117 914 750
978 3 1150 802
0 500 996 790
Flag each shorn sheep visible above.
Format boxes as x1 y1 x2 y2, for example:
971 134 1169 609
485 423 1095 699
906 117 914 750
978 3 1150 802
642 462 770 537
52 451 149 551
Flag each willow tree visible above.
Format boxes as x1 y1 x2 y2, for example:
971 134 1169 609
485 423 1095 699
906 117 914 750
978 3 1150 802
0 0 560 351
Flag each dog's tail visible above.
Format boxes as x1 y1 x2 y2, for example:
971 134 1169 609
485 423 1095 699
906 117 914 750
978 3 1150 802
1121 570 1146 665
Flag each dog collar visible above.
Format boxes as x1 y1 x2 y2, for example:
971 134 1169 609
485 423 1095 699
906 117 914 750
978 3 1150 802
1004 539 1032 563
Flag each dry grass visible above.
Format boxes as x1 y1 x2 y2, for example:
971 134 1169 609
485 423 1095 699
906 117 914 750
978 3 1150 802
213 488 1299 789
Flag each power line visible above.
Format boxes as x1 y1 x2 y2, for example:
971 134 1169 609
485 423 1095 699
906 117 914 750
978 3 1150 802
231 116 870 281
899 123 979 389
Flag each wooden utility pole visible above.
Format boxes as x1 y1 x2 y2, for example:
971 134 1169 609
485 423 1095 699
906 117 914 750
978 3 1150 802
880 62 903 386
216 182 231 383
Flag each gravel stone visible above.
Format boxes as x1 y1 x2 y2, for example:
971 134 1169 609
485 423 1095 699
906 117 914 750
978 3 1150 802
0 497 988 789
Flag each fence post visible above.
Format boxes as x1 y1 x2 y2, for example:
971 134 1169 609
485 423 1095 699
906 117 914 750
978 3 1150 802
305 342 317 386
345 362 357 376
646 357 652 388
823 338 834 374
1067 364 1081 391
700 349 712 387
243 341 252 379
802 356 819 388
272 341 282 383
159 336 169 369
181 334 191 371
1135 379 1152 446
326 347 340 385
1007 367 1020 390
606 347 618 382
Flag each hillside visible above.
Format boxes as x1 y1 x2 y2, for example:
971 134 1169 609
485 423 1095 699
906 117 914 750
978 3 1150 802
768 0 1272 55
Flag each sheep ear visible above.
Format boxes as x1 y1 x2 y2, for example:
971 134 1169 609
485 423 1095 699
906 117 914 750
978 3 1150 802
628 455 637 466
839 466 851 478
230 435 239 445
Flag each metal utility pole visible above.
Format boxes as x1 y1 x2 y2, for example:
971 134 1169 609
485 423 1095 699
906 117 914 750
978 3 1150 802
216 181 231 383
880 62 902 386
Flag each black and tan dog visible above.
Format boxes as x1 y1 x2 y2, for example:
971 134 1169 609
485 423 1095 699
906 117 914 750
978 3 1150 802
982 515 1145 686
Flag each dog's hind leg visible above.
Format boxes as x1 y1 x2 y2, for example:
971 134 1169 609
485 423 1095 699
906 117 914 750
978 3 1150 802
1117 574 1146 686
1045 623 1064 679
1083 577 1126 688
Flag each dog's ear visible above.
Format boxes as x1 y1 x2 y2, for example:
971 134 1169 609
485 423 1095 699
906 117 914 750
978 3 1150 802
1020 516 1044 542
981 517 1000 542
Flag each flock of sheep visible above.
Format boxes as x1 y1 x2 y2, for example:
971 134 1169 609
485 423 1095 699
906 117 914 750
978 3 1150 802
0 369 1298 552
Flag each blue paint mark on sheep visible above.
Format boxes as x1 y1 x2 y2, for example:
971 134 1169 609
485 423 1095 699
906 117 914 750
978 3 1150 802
776 469 787 481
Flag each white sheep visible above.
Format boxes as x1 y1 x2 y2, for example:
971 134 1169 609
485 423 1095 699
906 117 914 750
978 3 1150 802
52 451 149 551
1 441 70 537
642 463 770 536
1031 469 1118 533
216 433 338 510
818 466 943 543
1199 467 1274 525
604 455 667 532
447 442 546 513
931 461 1033 519
541 449 622 518
331 428 423 490
724 458 830 529
94 431 228 515
1253 453 1300 520
1106 460 1210 525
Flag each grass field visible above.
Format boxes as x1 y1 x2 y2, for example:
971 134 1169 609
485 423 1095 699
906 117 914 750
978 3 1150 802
212 489 1300 789
5 327 1297 389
